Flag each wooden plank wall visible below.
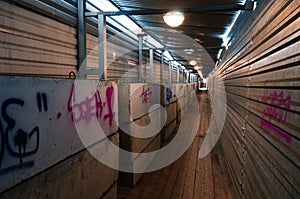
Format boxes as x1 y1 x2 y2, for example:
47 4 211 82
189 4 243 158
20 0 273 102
0 0 168 82
216 0 300 198
0 0 77 78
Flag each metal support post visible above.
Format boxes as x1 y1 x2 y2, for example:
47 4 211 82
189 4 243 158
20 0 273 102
149 49 154 83
138 33 146 82
171 63 174 84
98 14 107 80
77 0 86 78
160 51 164 84
176 66 179 83
186 71 189 83
168 61 171 84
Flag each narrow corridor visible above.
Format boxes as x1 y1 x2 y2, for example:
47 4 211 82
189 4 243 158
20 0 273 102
117 93 235 199
0 0 299 198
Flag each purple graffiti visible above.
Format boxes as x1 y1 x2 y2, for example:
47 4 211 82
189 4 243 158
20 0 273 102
104 85 115 127
260 87 292 143
67 83 115 126
140 85 152 104
56 112 62 119
261 120 291 143
261 89 291 122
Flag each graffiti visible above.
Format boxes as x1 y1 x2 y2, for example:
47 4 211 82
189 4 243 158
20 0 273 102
261 120 291 143
103 85 115 127
166 87 172 103
261 89 290 122
0 119 4 169
57 112 62 119
36 92 48 112
67 83 115 126
260 87 292 143
68 84 104 123
0 97 40 172
165 85 178 104
140 85 152 104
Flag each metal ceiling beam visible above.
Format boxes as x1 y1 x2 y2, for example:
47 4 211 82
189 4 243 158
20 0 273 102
86 4 251 17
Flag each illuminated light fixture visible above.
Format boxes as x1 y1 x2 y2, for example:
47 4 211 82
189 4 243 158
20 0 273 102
252 0 257 10
163 11 185 27
194 66 201 70
183 49 194 54
189 60 197 66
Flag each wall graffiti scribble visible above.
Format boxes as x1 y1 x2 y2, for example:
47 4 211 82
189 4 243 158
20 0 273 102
0 97 41 174
0 78 118 193
166 87 172 103
68 84 104 123
140 85 152 104
103 85 115 127
67 83 115 126
260 87 292 143
0 119 4 168
36 93 48 112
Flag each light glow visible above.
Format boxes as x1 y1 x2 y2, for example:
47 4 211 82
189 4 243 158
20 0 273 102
189 60 197 66
163 11 185 27
194 66 201 70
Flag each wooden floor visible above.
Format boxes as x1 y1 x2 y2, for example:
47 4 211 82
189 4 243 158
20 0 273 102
117 92 235 199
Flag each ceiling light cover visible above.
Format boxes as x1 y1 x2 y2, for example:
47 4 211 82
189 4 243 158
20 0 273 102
194 66 201 70
163 11 185 27
189 60 197 66
183 49 194 54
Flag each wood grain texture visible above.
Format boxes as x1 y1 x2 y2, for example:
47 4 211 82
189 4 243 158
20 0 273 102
217 0 300 198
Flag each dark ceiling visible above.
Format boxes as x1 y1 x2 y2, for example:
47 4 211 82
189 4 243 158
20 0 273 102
109 0 247 77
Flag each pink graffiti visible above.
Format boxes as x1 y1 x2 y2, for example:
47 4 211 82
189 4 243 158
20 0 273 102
260 87 292 143
140 85 152 104
261 120 292 143
57 112 62 119
103 85 115 127
67 83 114 126
261 88 291 122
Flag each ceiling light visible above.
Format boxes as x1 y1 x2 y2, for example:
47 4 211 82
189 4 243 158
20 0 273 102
189 60 197 66
194 66 201 70
163 11 185 27
183 49 194 54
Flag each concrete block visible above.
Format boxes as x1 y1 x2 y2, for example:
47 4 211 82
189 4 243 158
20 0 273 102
165 102 177 125
163 119 177 142
118 134 161 187
0 133 119 199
